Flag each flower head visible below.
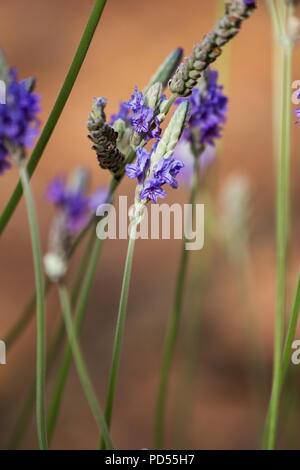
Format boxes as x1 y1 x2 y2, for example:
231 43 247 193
0 68 40 172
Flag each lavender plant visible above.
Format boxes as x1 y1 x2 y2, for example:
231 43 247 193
0 0 259 450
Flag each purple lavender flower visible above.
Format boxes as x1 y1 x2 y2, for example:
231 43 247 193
176 70 228 147
153 156 184 189
295 107 300 124
126 87 145 113
125 148 151 184
109 102 130 126
110 86 162 140
47 172 107 235
243 0 256 5
131 107 154 135
173 69 227 186
0 68 40 173
47 176 67 205
140 178 167 204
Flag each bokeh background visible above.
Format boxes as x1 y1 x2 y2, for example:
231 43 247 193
0 0 300 450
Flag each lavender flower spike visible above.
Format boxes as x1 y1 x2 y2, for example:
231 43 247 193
0 66 40 172
169 0 256 97
127 101 190 222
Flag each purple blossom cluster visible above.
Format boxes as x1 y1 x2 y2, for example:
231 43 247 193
47 174 107 234
0 69 40 174
173 69 228 186
126 146 184 203
110 87 163 142
176 69 228 148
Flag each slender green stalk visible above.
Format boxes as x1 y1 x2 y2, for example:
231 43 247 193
18 164 47 450
57 282 114 450
264 4 293 450
154 162 198 450
263 269 300 445
265 0 281 39
0 0 107 236
99 224 137 449
7 228 96 449
47 236 104 442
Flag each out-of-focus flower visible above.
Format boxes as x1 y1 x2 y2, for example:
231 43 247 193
47 169 107 235
44 167 107 282
174 69 227 185
176 69 228 148
173 141 216 186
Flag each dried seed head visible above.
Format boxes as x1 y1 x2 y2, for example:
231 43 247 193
169 0 256 96
87 97 125 175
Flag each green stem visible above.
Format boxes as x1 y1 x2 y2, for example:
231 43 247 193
6 227 96 449
0 0 107 236
99 224 137 449
263 270 300 446
154 162 198 450
18 164 47 450
57 282 114 450
47 236 104 443
264 33 293 452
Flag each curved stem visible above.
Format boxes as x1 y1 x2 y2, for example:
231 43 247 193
57 282 114 450
47 236 104 443
99 224 137 449
154 162 198 450
0 0 107 235
6 227 96 449
18 165 48 450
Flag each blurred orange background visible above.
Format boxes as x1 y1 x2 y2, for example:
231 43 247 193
0 0 300 450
